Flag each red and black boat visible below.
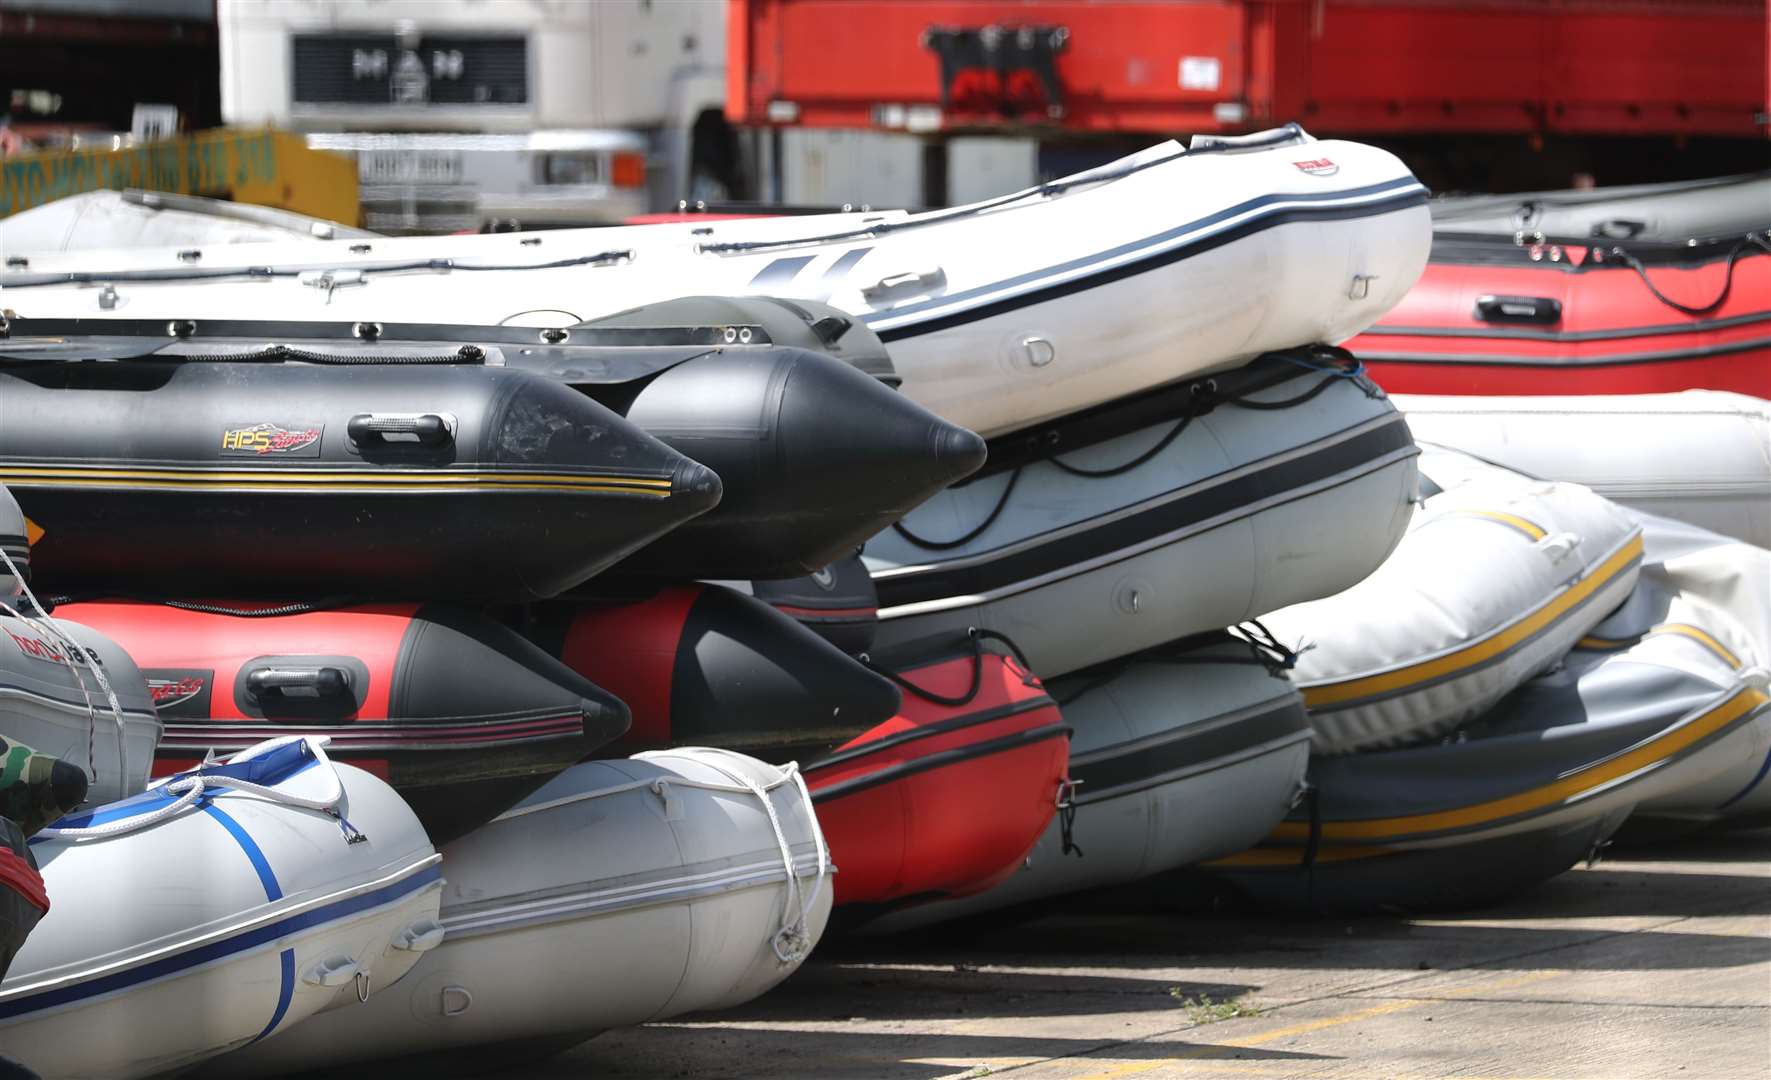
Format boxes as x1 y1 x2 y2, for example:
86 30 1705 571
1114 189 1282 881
534 582 901 759
56 599 630 844
803 632 1072 910
1348 230 1771 396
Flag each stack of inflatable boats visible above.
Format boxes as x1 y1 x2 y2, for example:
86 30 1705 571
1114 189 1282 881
2 122 1762 1075
0 289 1002 1073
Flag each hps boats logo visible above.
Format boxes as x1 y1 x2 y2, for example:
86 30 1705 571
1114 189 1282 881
220 422 324 457
1292 158 1340 177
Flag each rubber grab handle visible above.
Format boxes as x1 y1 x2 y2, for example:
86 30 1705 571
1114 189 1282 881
348 413 454 446
247 666 353 698
1474 294 1562 325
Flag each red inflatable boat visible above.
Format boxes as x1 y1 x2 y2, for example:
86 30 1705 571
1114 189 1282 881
804 632 1072 910
1349 233 1771 396
57 599 628 844
539 582 900 759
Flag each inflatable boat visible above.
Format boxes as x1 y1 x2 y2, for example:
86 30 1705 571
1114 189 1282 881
1264 450 1642 754
735 553 880 656
0 188 374 255
1596 513 1771 827
803 631 1070 910
203 748 828 1076
869 632 1309 932
0 126 1433 436
55 599 630 845
0 819 43 981
0 316 979 581
0 738 443 1079
533 583 898 760
0 610 160 808
1396 392 1771 549
1429 172 1771 247
1211 598 1771 913
864 350 1419 678
1348 230 1771 397
0 354 719 601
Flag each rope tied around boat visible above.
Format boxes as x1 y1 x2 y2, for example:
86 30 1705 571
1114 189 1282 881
0 545 126 788
531 752 832 966
891 346 1373 550
1608 231 1771 318
35 735 365 844
860 627 1035 708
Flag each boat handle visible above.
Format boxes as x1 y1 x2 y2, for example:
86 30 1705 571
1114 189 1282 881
395 919 447 953
303 955 363 988
1474 294 1562 325
348 412 456 447
247 666 354 700
861 267 946 302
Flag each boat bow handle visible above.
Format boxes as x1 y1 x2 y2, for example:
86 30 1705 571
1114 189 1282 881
1474 294 1562 325
303 955 363 988
247 666 354 700
348 412 456 448
395 919 447 953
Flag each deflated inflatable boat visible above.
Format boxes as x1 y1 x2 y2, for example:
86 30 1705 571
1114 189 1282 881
0 126 1431 436
0 738 443 1079
1265 449 1643 754
865 350 1419 678
1212 601 1770 913
1397 391 1771 548
204 748 828 1075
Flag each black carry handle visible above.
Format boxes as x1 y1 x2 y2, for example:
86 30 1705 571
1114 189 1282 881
348 413 454 447
247 666 354 700
1474 294 1562 326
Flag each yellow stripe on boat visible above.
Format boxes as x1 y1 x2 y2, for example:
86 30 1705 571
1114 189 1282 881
1577 622 1742 670
1270 685 1769 843
1302 530 1644 710
0 465 675 497
1441 509 1548 541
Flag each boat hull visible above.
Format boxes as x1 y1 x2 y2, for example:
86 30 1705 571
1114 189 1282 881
0 742 442 1080
865 357 1419 679
203 749 829 1075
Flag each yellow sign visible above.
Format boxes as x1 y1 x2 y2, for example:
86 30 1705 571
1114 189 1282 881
0 128 359 225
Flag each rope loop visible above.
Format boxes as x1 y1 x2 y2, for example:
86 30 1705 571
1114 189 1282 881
1609 231 1771 318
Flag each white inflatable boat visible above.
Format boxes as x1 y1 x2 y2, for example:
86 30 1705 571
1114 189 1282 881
1265 448 1643 754
864 352 1418 678
0 189 374 256
0 486 161 806
0 737 442 1080
1397 392 1771 548
0 126 1431 436
869 633 1309 932
1596 513 1771 825
205 747 829 1076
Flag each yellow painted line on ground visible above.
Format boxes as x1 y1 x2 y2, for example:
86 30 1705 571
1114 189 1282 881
1301 531 1642 709
1064 972 1564 1080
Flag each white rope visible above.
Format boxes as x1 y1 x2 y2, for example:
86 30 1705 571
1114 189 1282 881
664 749 829 965
36 735 348 841
0 546 126 787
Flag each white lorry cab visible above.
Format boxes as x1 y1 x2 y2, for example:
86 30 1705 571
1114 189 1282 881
219 0 734 232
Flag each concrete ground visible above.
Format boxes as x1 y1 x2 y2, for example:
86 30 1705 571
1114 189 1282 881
520 828 1770 1079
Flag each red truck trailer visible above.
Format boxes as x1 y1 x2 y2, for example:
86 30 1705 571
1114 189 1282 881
729 1 1768 140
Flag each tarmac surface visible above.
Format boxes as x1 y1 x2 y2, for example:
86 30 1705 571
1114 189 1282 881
510 828 1770 1080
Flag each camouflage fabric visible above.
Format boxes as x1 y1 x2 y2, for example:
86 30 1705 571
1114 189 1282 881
1 815 43 983
0 734 88 837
